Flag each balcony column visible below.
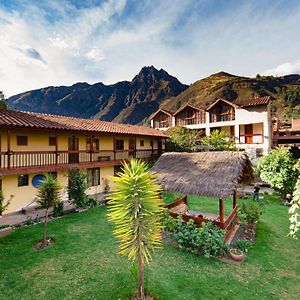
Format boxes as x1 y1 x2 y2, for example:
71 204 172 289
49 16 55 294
171 116 175 127
113 136 116 160
55 132 58 165
89 134 93 162
234 124 240 144
6 129 11 169
150 119 154 128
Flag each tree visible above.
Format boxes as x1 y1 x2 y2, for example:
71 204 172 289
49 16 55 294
0 91 7 109
36 175 61 247
289 178 300 238
68 169 88 208
258 148 299 198
166 126 204 152
201 130 238 151
107 159 163 300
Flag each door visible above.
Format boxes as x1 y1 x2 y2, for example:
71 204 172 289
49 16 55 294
158 140 163 156
129 139 135 157
68 137 79 163
244 124 253 144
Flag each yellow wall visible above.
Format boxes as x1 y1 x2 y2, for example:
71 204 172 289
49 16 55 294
1 171 68 214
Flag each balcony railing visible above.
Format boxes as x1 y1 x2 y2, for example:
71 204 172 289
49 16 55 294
153 121 171 128
239 133 263 144
0 149 162 171
176 117 205 126
210 113 235 123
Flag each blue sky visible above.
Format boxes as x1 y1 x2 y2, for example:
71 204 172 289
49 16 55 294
1 0 300 96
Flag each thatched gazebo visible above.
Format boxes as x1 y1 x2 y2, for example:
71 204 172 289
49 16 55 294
151 151 253 241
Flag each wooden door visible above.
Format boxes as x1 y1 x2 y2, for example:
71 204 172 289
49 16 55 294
244 124 253 144
158 140 163 156
68 137 79 163
129 139 135 157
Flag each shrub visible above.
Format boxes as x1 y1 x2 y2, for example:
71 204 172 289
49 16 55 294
239 201 263 223
171 218 228 258
236 239 252 253
0 191 13 216
162 211 178 232
258 148 299 198
201 130 238 151
68 169 89 208
53 201 64 217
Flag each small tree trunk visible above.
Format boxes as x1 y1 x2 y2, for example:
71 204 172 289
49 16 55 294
137 252 145 300
42 208 49 247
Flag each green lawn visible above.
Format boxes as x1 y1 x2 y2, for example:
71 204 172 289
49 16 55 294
0 194 300 300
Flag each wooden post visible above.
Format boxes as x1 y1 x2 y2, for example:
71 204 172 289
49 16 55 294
233 189 237 208
55 132 58 165
7 129 11 169
113 136 116 161
219 198 224 223
89 134 93 162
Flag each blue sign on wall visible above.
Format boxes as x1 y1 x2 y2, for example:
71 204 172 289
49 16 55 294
32 174 46 188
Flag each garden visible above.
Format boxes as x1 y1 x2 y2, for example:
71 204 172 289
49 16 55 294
0 192 299 299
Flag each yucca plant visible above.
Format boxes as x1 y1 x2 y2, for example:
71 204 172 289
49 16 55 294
36 175 61 248
107 159 163 300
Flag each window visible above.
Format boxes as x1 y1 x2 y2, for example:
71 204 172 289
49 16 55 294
86 138 99 151
17 136 28 146
18 174 29 187
140 140 144 147
49 136 56 146
115 140 124 150
114 165 123 177
48 172 57 179
150 140 153 148
87 168 100 187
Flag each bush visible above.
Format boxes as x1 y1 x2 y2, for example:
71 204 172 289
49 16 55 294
239 201 263 223
53 201 64 217
167 216 228 258
162 211 178 232
68 169 89 208
258 148 299 198
236 240 252 253
201 130 238 151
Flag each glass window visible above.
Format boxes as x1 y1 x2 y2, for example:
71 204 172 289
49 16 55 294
18 174 29 187
49 137 56 146
114 165 123 177
17 136 28 146
115 140 124 150
87 168 100 187
140 140 144 147
86 138 99 151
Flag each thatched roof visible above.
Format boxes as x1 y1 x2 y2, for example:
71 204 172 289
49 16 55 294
151 151 252 198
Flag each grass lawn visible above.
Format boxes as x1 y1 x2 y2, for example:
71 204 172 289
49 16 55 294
1 194 300 300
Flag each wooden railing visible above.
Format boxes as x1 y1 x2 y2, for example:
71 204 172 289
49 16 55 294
0 149 161 170
175 116 205 126
210 112 235 123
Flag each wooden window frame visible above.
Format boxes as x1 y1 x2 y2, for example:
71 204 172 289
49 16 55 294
17 136 28 146
140 140 144 147
18 174 29 187
87 168 100 187
49 136 56 146
115 139 124 150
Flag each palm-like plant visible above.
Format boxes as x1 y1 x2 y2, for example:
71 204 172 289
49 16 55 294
36 175 61 247
107 159 163 300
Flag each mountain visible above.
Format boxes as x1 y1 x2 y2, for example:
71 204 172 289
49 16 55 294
8 66 188 124
160 72 300 121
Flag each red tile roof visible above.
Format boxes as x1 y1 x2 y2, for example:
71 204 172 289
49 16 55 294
0 109 167 138
237 96 271 107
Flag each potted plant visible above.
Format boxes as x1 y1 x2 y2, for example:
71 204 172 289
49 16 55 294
229 248 244 261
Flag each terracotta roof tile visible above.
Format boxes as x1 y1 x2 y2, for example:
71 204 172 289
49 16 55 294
237 96 271 107
0 109 167 138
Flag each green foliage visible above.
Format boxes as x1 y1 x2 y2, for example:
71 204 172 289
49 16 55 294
0 190 13 215
85 197 98 208
258 148 299 197
281 88 300 106
0 224 10 229
53 201 64 217
166 216 228 258
201 130 238 151
107 159 163 262
239 201 263 223
36 175 61 209
0 91 7 109
236 240 252 253
68 169 89 208
162 211 178 232
289 178 300 238
166 126 204 152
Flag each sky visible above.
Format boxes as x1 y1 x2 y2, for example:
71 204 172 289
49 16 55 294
1 0 300 96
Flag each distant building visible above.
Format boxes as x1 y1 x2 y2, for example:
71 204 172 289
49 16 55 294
150 96 272 158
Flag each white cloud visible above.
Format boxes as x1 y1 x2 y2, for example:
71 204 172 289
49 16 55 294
0 0 300 97
86 49 105 62
262 60 300 76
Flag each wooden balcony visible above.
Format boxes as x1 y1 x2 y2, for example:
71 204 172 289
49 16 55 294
210 112 235 123
0 149 162 176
